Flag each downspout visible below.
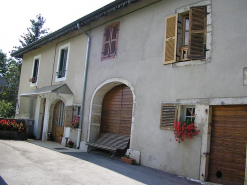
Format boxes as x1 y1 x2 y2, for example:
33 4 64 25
76 23 91 149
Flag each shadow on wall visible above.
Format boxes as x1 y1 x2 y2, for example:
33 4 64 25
0 176 8 185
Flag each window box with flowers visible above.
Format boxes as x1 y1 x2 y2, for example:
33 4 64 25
173 113 200 143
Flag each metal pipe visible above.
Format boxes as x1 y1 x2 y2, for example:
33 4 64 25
76 23 91 149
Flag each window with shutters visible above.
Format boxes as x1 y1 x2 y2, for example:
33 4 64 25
56 43 70 82
101 22 120 61
160 103 178 130
30 55 40 87
164 2 211 65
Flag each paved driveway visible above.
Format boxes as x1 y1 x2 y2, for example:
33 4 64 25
0 140 200 185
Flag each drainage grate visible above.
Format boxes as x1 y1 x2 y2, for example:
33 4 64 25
54 148 68 150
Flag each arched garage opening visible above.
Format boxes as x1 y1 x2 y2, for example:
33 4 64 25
101 84 132 135
88 78 135 148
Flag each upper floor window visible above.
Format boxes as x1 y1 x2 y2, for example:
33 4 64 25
30 55 40 86
101 22 120 61
163 5 209 64
56 43 70 82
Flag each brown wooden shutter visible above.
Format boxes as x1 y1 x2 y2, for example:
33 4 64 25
101 22 120 60
64 106 74 127
160 103 178 130
110 25 118 56
188 6 207 59
103 28 111 57
163 14 178 64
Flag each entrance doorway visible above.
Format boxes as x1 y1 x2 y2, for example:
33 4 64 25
52 100 65 142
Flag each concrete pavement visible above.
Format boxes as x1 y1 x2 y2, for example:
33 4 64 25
0 140 201 185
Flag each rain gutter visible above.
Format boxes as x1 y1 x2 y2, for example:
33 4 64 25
76 23 91 149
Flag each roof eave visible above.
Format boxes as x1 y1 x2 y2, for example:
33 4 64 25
11 0 138 58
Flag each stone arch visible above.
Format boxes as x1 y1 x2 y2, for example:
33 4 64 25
88 78 135 148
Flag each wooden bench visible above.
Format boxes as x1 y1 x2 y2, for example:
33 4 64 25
85 133 130 158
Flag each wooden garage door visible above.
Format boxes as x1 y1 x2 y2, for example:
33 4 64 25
208 105 247 185
100 85 133 136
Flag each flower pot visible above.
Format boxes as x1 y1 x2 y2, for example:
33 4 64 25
29 78 34 82
68 144 74 148
121 157 135 165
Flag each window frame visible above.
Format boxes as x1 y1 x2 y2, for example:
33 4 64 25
55 43 70 82
30 54 41 87
101 22 120 61
164 0 211 66
182 105 195 122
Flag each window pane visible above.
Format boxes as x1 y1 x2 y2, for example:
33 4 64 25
186 108 195 116
58 49 68 78
32 59 39 83
184 32 189 46
185 18 189 30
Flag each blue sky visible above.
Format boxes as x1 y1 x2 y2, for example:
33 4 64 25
0 0 114 57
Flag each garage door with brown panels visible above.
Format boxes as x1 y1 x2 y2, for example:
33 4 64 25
100 85 133 136
208 105 247 185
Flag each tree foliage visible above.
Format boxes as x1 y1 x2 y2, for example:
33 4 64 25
1 14 50 118
12 14 50 52
20 14 49 47
0 100 15 118
0 50 21 118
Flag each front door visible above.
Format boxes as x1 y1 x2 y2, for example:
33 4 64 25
52 100 65 142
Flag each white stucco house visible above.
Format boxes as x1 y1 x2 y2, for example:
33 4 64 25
12 0 247 184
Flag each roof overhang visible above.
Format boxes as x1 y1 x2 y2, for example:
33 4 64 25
11 0 138 58
20 84 73 97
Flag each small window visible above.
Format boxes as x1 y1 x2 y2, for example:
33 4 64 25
56 43 70 81
160 103 178 130
58 48 68 78
101 22 120 60
164 6 208 64
182 106 195 123
30 55 40 86
32 59 39 83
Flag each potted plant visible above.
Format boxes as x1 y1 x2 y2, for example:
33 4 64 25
70 115 79 129
121 154 135 165
68 140 74 148
47 132 53 141
29 78 34 83
59 134 63 144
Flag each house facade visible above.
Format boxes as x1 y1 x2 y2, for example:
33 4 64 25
15 29 88 141
12 0 247 184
